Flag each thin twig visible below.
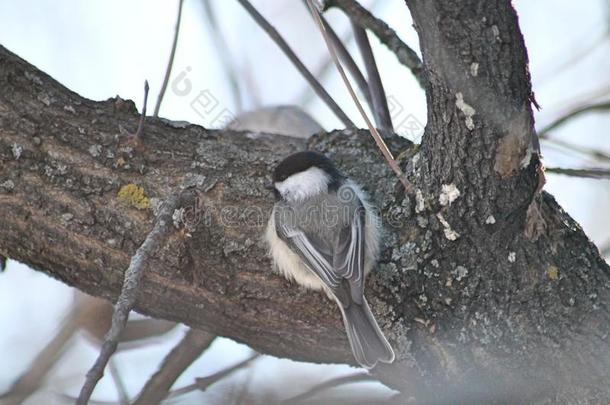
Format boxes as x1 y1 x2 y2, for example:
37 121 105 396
545 166 610 179
301 0 372 108
236 0 355 129
327 0 424 87
76 194 182 405
108 359 129 405
538 101 610 138
281 372 376 404
542 138 610 163
351 20 393 131
134 328 216 405
0 314 80 405
154 0 185 117
201 0 243 113
306 0 413 193
166 353 260 399
134 80 150 139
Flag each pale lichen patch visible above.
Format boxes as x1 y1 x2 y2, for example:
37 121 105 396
88 144 102 157
455 92 475 130
508 252 516 263
415 189 425 213
0 179 15 192
437 213 460 241
11 143 22 160
439 184 460 206
485 215 496 224
470 62 479 77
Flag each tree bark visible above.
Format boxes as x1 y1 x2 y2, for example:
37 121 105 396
0 0 609 402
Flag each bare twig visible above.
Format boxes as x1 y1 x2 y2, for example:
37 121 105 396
108 359 129 405
306 0 413 193
351 21 393 131
154 0 185 117
281 372 376 404
327 0 424 87
134 80 150 139
542 138 610 163
236 0 355 129
545 166 610 179
76 194 181 405
134 328 216 405
201 0 243 112
166 353 260 399
538 101 610 138
0 314 79 404
301 0 372 108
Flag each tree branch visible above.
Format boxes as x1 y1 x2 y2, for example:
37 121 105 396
2 0 610 397
134 328 216 405
154 0 185 117
301 0 373 109
545 166 610 179
166 353 260 399
351 21 393 131
326 0 424 87
236 0 355 128
538 101 610 138
77 194 183 404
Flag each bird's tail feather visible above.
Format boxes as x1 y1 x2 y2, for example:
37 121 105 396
340 298 395 369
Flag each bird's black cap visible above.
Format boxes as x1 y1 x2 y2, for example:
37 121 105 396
273 151 344 187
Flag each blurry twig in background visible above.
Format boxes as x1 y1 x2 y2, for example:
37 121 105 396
542 138 610 163
236 0 356 128
134 80 150 140
0 311 80 405
108 359 129 405
0 293 176 404
301 0 372 108
281 372 377 404
0 255 6 271
134 328 217 405
326 0 424 88
538 101 610 138
77 195 182 405
166 353 260 399
201 0 243 113
154 0 185 117
539 30 609 87
351 21 393 131
545 166 610 179
306 0 412 193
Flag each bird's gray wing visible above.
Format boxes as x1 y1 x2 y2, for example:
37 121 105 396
275 218 341 290
275 201 366 306
333 203 366 305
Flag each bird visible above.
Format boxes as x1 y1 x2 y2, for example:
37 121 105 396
265 150 395 368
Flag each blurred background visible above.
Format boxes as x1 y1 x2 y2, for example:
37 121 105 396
0 0 608 403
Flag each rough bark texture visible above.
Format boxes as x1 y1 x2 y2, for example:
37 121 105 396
1 0 609 402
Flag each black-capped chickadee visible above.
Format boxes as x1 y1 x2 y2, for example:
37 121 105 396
265 151 395 369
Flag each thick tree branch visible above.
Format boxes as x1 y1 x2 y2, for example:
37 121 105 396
2 0 610 398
